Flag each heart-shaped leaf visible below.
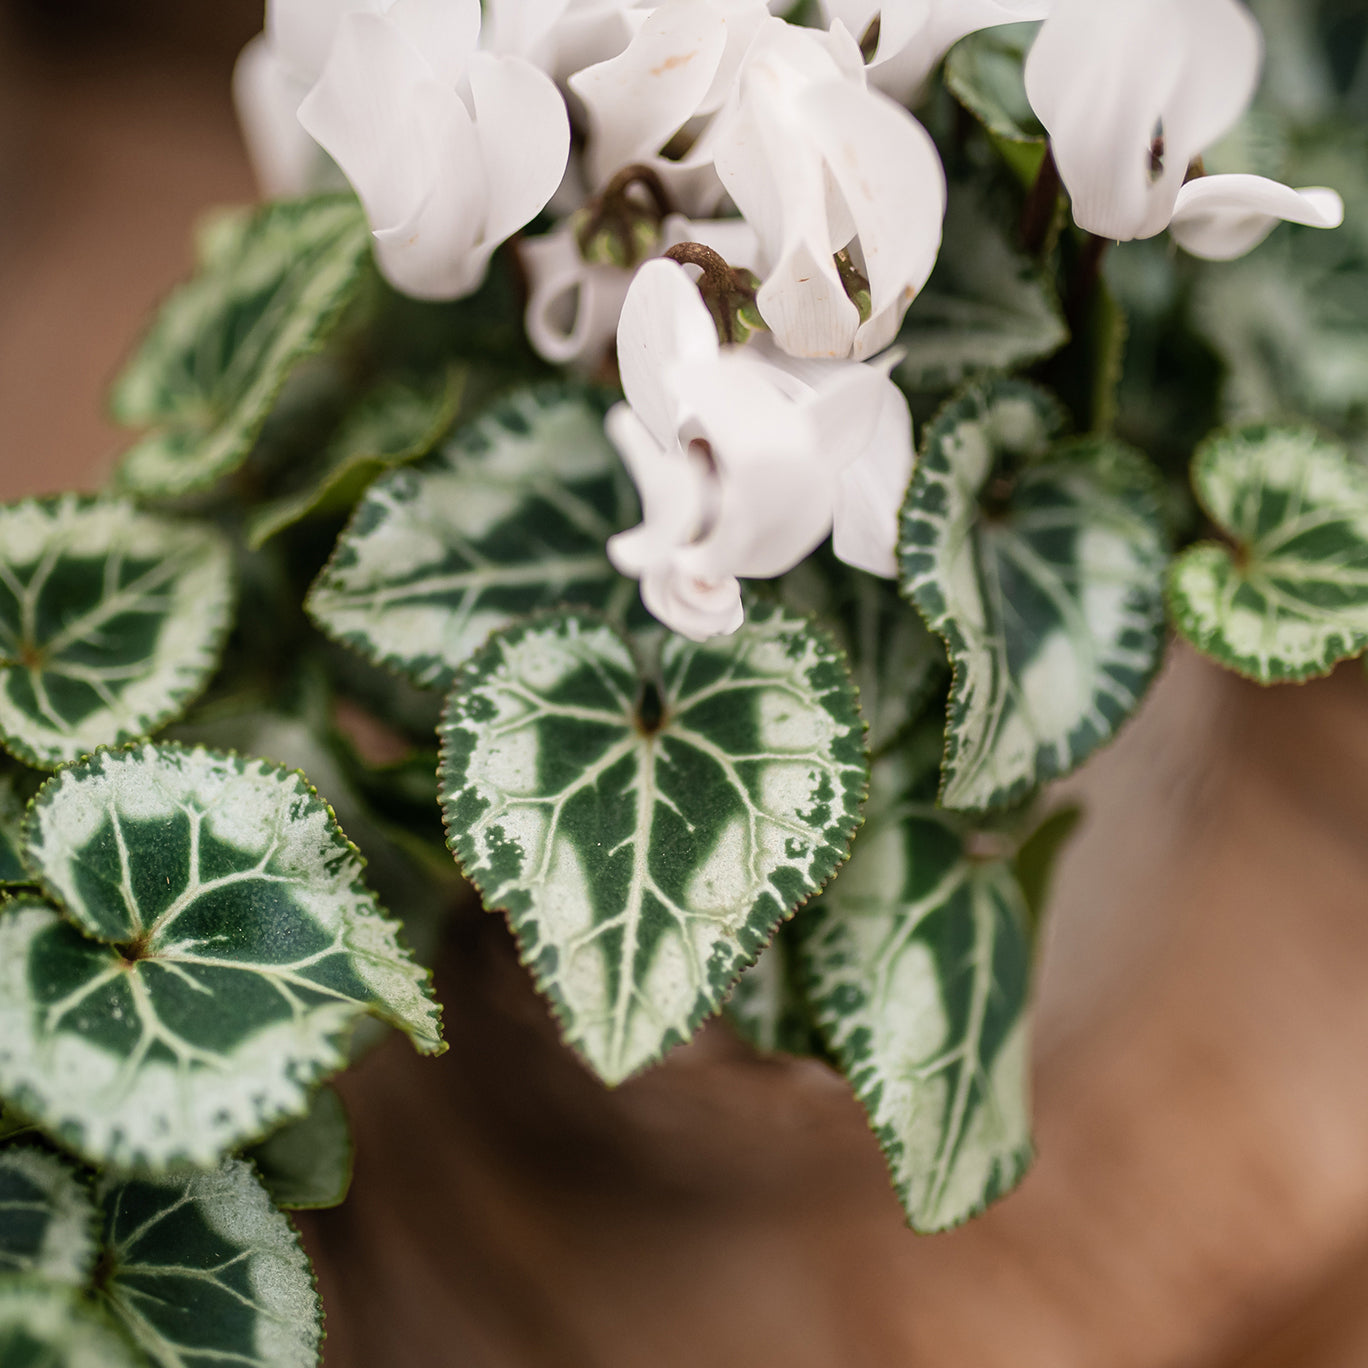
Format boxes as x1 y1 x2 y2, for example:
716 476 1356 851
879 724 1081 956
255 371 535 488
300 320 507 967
0 744 442 1169
725 922 825 1058
799 734 1034 1232
438 606 867 1085
0 1283 140 1368
309 384 639 690
896 187 1067 394
246 1085 353 1212
245 367 463 550
899 379 1169 811
0 497 235 769
944 23 1045 145
95 1160 320 1368
111 195 372 498
1168 425 1368 681
0 1146 98 1286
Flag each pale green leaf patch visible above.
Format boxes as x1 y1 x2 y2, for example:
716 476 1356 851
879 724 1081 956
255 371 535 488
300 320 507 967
725 922 825 1058
245 367 464 550
308 384 640 690
0 1146 98 1286
896 188 1067 394
95 1159 321 1368
0 743 441 1169
246 1085 353 1212
0 1282 141 1368
899 379 1169 811
438 606 867 1086
111 195 373 498
1168 426 1368 682
799 734 1034 1233
0 496 234 769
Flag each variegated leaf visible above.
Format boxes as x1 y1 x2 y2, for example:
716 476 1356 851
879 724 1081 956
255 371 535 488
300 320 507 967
438 606 867 1085
725 922 824 1057
0 744 442 1169
776 551 946 756
896 188 1067 394
0 497 234 768
800 737 1033 1232
96 1159 320 1368
899 379 1168 811
246 1084 353 1212
0 1283 140 1368
308 384 639 690
0 774 29 885
1168 426 1368 682
0 1146 98 1286
245 368 463 549
111 195 372 498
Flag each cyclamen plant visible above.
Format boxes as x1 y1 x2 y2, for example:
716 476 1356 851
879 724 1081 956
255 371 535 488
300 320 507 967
1 0 1363 1359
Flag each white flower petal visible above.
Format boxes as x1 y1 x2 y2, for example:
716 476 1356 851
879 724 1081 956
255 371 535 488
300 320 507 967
267 0 383 83
232 34 321 198
467 53 572 248
640 566 744 640
661 213 760 268
1168 175 1344 260
521 227 633 367
831 379 914 577
1024 0 1261 241
385 0 482 88
799 82 945 359
616 260 721 450
570 1 730 189
298 13 460 233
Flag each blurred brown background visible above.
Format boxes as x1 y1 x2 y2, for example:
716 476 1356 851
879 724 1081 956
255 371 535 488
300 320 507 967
5 6 1368 1365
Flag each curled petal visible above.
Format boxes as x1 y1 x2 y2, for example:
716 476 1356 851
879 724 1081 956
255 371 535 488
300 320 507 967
1168 175 1344 260
267 0 383 83
640 566 745 640
616 260 721 450
522 228 633 367
232 34 321 198
831 380 914 577
467 53 572 248
386 0 483 88
1025 0 1261 240
570 1 730 189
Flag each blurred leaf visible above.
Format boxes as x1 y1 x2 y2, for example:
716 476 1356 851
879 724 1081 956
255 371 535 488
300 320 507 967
246 1085 353 1211
944 24 1044 144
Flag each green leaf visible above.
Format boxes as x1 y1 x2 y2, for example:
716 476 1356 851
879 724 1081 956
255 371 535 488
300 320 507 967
725 922 826 1057
245 368 464 550
0 497 235 768
775 551 945 756
1168 426 1368 682
308 384 639 690
438 606 867 1085
245 1085 353 1212
1012 803 1082 934
899 379 1169 811
0 774 30 885
0 743 442 1169
111 195 373 499
944 23 1044 144
0 1146 98 1286
896 187 1068 394
799 738 1033 1233
96 1159 321 1368
0 1283 141 1368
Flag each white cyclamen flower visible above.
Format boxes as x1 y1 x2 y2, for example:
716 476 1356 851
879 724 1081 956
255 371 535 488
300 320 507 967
480 0 640 86
606 259 913 638
233 0 382 197
712 18 946 360
568 0 772 215
1024 0 1343 254
819 0 1051 104
522 214 758 369
296 0 570 300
